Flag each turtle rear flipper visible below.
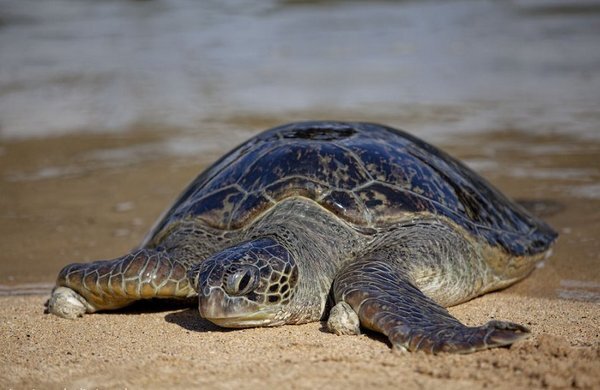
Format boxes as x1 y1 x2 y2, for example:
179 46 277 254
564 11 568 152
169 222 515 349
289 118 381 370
332 258 530 354
47 249 194 318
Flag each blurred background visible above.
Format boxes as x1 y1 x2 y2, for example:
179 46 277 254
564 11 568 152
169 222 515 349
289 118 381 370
0 0 598 301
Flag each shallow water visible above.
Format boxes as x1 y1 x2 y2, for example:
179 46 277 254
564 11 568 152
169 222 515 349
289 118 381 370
0 1 598 303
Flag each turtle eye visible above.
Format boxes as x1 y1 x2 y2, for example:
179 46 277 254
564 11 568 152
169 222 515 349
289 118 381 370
224 266 258 296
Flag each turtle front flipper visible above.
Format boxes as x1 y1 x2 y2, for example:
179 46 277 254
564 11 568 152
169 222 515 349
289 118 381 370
47 249 195 319
331 258 530 354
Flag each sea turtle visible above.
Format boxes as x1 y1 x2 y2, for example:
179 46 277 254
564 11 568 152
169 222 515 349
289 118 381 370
47 121 557 354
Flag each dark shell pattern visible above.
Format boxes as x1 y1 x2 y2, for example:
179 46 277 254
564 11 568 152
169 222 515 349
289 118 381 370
150 122 556 256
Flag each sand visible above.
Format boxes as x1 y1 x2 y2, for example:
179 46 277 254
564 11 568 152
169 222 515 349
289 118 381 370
1 128 599 389
0 292 598 389
1 1 599 387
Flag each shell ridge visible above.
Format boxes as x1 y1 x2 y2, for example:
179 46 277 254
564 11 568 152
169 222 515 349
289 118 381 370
234 144 281 188
333 143 376 182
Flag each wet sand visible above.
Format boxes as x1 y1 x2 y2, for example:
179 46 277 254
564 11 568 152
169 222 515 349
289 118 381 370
1 126 599 389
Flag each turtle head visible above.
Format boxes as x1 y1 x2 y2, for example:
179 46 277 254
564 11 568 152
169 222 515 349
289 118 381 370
189 237 298 328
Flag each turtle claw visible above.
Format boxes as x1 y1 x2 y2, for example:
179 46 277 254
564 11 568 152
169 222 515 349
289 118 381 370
327 301 361 336
46 286 95 319
442 320 530 354
391 320 531 354
479 320 531 348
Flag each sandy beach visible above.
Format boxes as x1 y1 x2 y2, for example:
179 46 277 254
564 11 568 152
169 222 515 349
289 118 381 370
1 1 599 388
0 125 599 389
1 293 598 389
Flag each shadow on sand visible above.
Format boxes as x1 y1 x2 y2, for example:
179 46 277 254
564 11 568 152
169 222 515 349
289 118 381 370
164 308 226 333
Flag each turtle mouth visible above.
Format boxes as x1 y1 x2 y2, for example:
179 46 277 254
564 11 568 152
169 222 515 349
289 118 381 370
208 314 276 328
198 287 279 328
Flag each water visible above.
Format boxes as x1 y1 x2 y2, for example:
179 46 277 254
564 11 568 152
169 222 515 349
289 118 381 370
1 0 599 139
0 0 599 303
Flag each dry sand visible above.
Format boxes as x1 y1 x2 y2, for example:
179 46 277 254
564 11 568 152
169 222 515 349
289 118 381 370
1 293 598 389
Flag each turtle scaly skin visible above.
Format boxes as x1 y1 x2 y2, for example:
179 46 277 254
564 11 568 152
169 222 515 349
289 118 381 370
47 122 557 354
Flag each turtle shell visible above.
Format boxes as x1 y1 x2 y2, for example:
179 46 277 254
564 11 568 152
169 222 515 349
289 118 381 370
148 122 556 256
